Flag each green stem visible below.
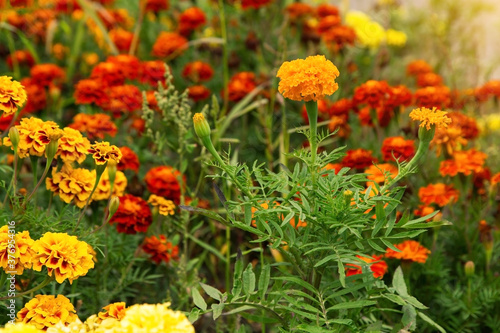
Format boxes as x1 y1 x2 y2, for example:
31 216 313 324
0 276 53 300
24 157 54 206
305 101 318 210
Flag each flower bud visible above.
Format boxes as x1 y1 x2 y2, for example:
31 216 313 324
343 190 353 206
8 127 20 151
107 160 117 186
108 196 120 220
464 261 475 277
193 113 211 139
418 124 436 144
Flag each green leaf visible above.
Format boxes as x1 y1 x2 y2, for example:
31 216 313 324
231 257 244 298
380 238 400 252
200 283 222 301
212 303 224 320
188 308 200 323
273 277 317 294
192 288 207 311
381 293 406 306
314 254 337 268
393 266 408 297
338 259 346 288
179 206 230 227
258 264 271 300
418 312 446 333
371 202 387 237
367 239 385 253
403 295 428 310
402 304 417 330
327 300 376 312
244 202 252 226
242 263 256 296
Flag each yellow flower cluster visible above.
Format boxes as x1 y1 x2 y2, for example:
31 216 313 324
46 164 96 208
0 226 35 275
93 169 127 201
88 142 122 165
410 107 452 130
0 76 27 116
17 295 78 330
277 55 340 102
148 194 176 216
32 232 95 284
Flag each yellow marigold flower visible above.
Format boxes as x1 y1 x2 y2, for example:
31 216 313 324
56 127 91 164
84 315 120 333
119 303 194 333
46 319 86 333
88 141 122 165
148 194 176 216
2 117 60 158
346 11 386 49
0 76 27 116
0 323 43 333
31 232 95 284
46 164 96 208
410 107 451 130
386 29 407 47
0 226 36 275
276 55 340 102
17 295 78 330
98 302 127 321
93 169 127 201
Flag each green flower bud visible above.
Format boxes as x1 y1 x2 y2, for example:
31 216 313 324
108 196 120 220
8 127 20 151
193 113 211 139
464 261 475 277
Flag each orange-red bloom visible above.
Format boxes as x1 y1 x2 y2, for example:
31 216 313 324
109 194 152 234
144 166 184 204
241 0 272 9
341 148 378 169
285 2 314 21
406 60 433 76
414 86 451 109
365 163 398 188
107 55 141 80
69 113 117 140
90 62 126 86
144 0 169 12
381 136 415 162
100 85 142 115
6 50 35 69
117 146 140 172
30 64 65 87
142 235 179 264
353 80 390 108
316 3 339 17
419 183 459 207
385 240 430 263
140 60 168 86
439 149 487 177
152 32 188 58
179 7 206 35
109 28 134 53
182 61 214 82
20 78 46 114
226 72 257 102
346 255 388 278
74 79 109 105
188 85 211 102
416 72 443 87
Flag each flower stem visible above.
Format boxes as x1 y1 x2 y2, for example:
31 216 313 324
305 101 319 208
24 158 54 206
0 276 53 300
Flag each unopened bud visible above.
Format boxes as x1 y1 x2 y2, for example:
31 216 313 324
8 127 20 151
107 160 117 186
343 190 353 206
45 129 64 162
464 261 475 277
193 113 211 139
108 196 120 220
418 125 436 144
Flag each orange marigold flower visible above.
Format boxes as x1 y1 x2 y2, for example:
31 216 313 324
148 194 176 216
241 0 272 10
69 113 117 140
317 15 342 34
140 60 168 86
109 194 153 234
6 50 35 69
182 61 214 82
20 78 47 114
29 64 65 87
385 240 430 263
475 80 500 101
341 148 378 169
74 79 109 106
152 32 188 58
491 172 500 186
316 3 339 17
93 169 127 201
32 232 95 284
188 85 211 102
446 111 479 140
0 226 35 275
144 166 184 204
413 205 436 219
346 254 388 278
145 90 160 111
17 295 78 330
323 163 343 175
285 2 314 20
90 62 126 86
439 149 487 177
2 117 59 158
225 72 257 102
352 80 390 108
109 28 133 53
365 163 398 188
419 183 459 207
431 126 467 156
321 25 357 51
417 72 443 87
117 146 139 172
55 127 91 164
414 86 451 109
179 7 206 35
142 235 179 264
381 136 415 162
100 84 142 114
386 85 412 108
46 164 95 208
88 141 122 165
145 0 169 12
107 54 141 80
0 76 27 116
409 107 451 130
277 55 339 102
328 115 350 138
98 302 127 321
406 60 433 76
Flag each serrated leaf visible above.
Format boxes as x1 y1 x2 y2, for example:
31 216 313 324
192 288 207 311
200 283 222 301
242 263 256 296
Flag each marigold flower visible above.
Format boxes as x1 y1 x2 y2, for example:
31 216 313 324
179 7 206 35
419 183 459 207
109 28 133 53
431 126 467 156
447 111 479 140
385 29 407 47
414 86 451 109
140 60 168 86
144 166 184 203
69 113 118 140
317 15 341 34
277 55 339 102
152 32 188 58
185 85 210 102
148 194 176 216
32 233 95 283
119 303 194 332
439 149 487 177
285 2 314 20
386 85 412 108
0 323 43 332
491 172 500 186
341 148 378 169
417 72 443 87
381 136 415 162
0 226 35 275
98 302 127 321
409 107 451 130
88 141 122 165
145 0 169 12
365 163 398 188
17 295 78 330
317 3 339 17
225 72 257 102
20 78 46 114
100 85 142 115
321 25 357 51
323 163 343 175
107 55 140 80
109 194 153 234
346 254 388 278
142 235 179 264
6 50 35 69
413 205 436 219
74 79 109 106
55 127 91 164
117 146 140 172
182 61 214 82
241 0 272 10
0 76 27 116
353 80 390 108
406 60 433 76
90 62 126 86
46 164 95 208
385 240 430 263
29 64 65 87
345 11 385 49
93 169 127 200
475 80 500 101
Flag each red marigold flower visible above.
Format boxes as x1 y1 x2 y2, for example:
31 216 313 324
91 62 126 86
69 113 117 140
341 148 378 170
321 25 356 52
381 136 415 162
419 183 459 207
417 72 443 87
54 0 81 13
316 4 339 17
107 55 141 80
145 90 160 112
144 166 185 204
6 50 35 69
385 240 430 263
145 0 169 12
353 80 390 108
346 254 388 278
225 72 257 102
406 60 433 76
385 85 412 108
328 98 353 117
30 64 65 87
140 60 168 86
446 111 479 140
109 194 152 234
109 28 134 53
182 61 214 82
414 86 451 109
100 85 142 115
474 80 500 101
188 85 211 102
439 149 487 177
74 79 109 105
179 7 206 35
142 235 179 264
317 15 342 34
241 0 272 10
285 3 314 21
117 146 140 172
152 32 188 58
328 115 350 138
